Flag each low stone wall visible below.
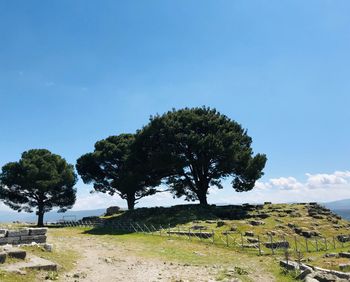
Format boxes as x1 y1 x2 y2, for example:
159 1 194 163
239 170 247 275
0 228 47 245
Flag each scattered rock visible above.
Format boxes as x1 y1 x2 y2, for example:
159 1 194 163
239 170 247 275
339 264 350 271
265 241 289 249
5 247 26 260
337 235 350 243
296 268 313 280
247 238 259 243
191 225 207 230
244 231 254 237
255 213 270 219
339 252 350 258
43 243 53 252
249 220 265 226
0 252 7 264
324 253 337 258
314 272 345 282
216 221 225 228
279 260 299 270
105 206 121 216
205 220 216 224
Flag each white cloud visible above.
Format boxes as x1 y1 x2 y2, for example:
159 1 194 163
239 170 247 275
269 177 303 190
306 171 350 188
248 170 350 203
255 170 350 191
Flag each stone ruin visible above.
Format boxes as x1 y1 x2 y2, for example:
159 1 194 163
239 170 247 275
0 228 47 245
0 228 57 274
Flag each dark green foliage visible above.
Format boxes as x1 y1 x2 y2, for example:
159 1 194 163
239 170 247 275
76 134 161 210
136 107 267 205
0 149 77 226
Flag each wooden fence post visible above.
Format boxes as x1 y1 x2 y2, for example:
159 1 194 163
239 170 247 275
241 233 244 250
168 223 171 237
258 235 262 255
315 238 319 252
270 235 274 255
333 236 336 249
294 236 298 252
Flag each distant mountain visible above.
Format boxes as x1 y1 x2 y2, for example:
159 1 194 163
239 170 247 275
0 209 106 223
323 199 350 210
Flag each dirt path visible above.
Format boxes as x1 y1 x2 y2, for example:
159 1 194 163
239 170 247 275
51 233 274 282
59 236 220 282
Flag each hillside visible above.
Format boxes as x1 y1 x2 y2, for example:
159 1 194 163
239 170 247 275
103 202 350 239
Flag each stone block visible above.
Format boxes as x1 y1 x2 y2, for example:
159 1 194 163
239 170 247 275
249 220 265 226
0 229 7 235
105 206 120 216
279 260 299 271
337 235 350 242
28 228 47 236
7 248 26 260
7 229 29 237
191 225 207 230
20 235 37 243
244 231 254 237
43 243 53 252
0 237 9 245
339 252 350 258
265 241 290 249
216 221 225 227
6 236 21 244
247 237 259 243
0 252 7 264
32 235 47 243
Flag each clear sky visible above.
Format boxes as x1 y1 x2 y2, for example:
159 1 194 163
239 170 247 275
1 1 350 211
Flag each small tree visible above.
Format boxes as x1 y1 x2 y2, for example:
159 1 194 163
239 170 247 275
0 149 77 226
136 107 267 205
76 134 161 210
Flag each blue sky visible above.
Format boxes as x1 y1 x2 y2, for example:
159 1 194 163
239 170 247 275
1 1 350 210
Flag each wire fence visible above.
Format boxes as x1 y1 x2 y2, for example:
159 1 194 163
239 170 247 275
53 220 350 256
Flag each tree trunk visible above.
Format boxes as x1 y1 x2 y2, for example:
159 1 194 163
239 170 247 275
197 186 209 206
127 193 136 210
37 208 44 227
